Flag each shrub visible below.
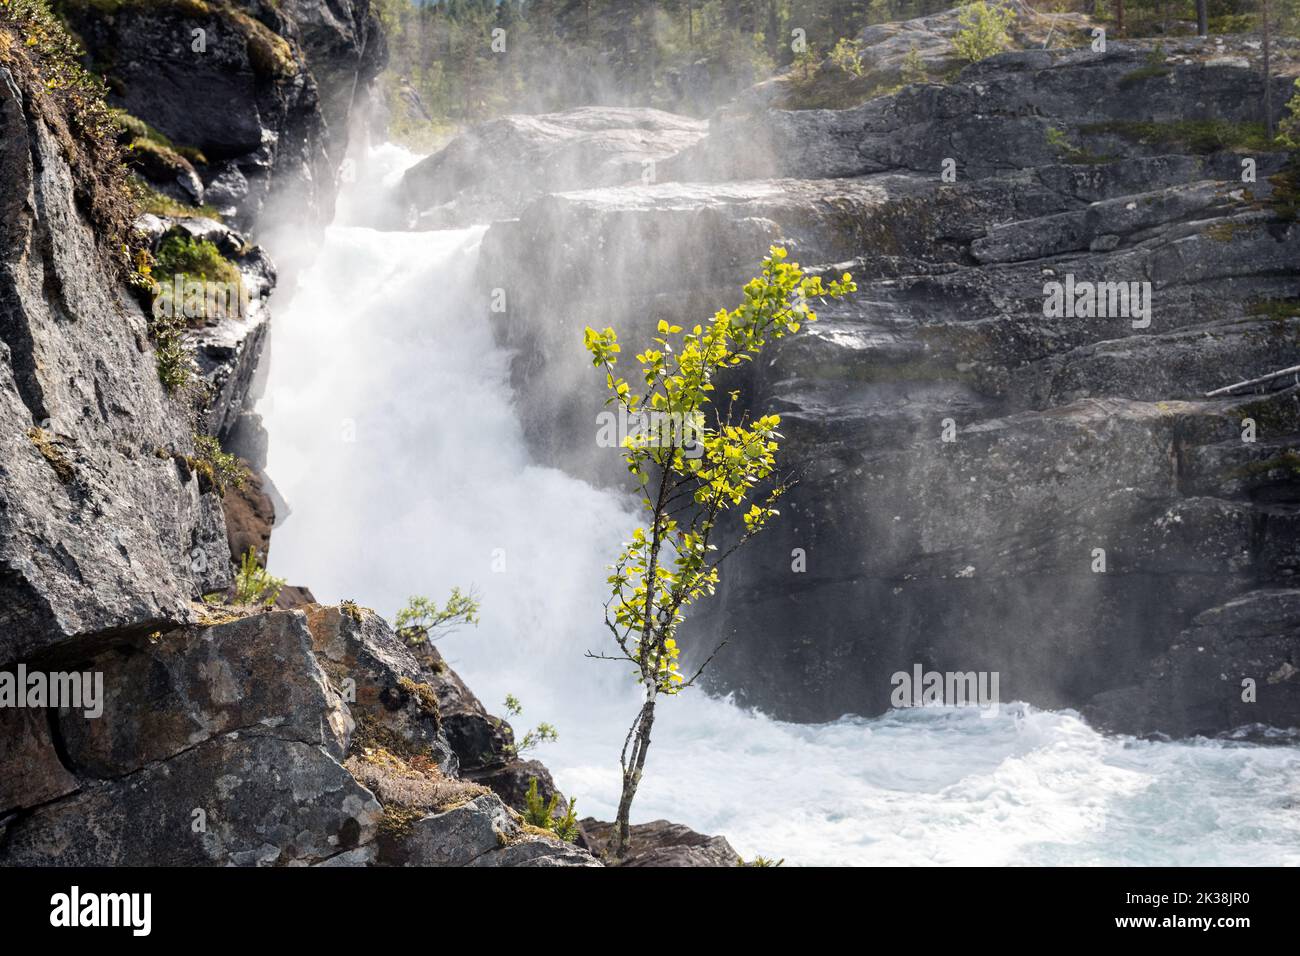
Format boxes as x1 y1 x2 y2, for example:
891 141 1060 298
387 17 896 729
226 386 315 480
153 234 240 287
191 434 246 494
901 45 927 85
522 777 579 843
233 547 284 607
1118 44 1170 89
151 315 196 393
1280 79 1300 149
502 693 557 755
828 37 866 77
394 587 480 644
952 1 1016 64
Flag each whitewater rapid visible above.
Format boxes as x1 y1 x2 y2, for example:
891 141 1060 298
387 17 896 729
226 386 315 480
258 145 1300 866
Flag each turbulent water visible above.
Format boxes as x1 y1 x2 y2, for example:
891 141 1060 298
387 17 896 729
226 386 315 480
259 145 1300 866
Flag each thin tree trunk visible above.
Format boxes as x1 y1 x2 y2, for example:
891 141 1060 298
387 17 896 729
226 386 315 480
612 695 657 859
1196 0 1208 37
1115 0 1124 35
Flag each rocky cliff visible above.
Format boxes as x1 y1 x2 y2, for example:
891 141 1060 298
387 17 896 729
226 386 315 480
468 21 1300 735
0 1 601 867
56 0 385 234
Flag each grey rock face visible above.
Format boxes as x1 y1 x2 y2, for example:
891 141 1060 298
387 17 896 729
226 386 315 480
0 66 228 664
277 0 387 172
55 611 354 778
62 0 383 235
0 706 79 815
483 43 1300 731
1 733 382 866
0 605 595 866
1085 589 1300 736
400 107 708 227
578 818 742 867
305 605 457 776
670 44 1295 183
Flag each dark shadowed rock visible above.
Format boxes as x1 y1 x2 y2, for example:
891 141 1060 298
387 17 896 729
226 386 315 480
1 734 381 866
0 707 78 815
55 610 353 777
471 759 561 815
222 460 274 564
413 642 511 773
578 818 741 867
1085 590 1300 737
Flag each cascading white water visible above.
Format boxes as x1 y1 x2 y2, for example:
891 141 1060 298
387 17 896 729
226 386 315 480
259 144 1300 866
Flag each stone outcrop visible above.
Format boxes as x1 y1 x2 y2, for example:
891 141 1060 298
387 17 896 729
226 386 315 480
414 643 565 814
578 819 742 867
0 56 229 663
731 0 1095 113
0 605 597 866
480 35 1300 732
399 107 708 227
57 0 386 234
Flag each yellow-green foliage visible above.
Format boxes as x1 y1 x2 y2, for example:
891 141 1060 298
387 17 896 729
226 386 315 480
233 547 284 607
153 234 239 286
828 37 865 77
585 247 854 696
952 1 1016 64
394 587 480 644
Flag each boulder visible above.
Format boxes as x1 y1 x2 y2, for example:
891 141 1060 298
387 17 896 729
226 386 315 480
399 107 707 226
1085 589 1300 736
578 819 742 867
1 734 381 866
304 605 458 775
381 793 600 867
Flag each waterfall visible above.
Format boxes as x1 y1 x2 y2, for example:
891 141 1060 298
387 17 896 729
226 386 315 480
258 145 1300 866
